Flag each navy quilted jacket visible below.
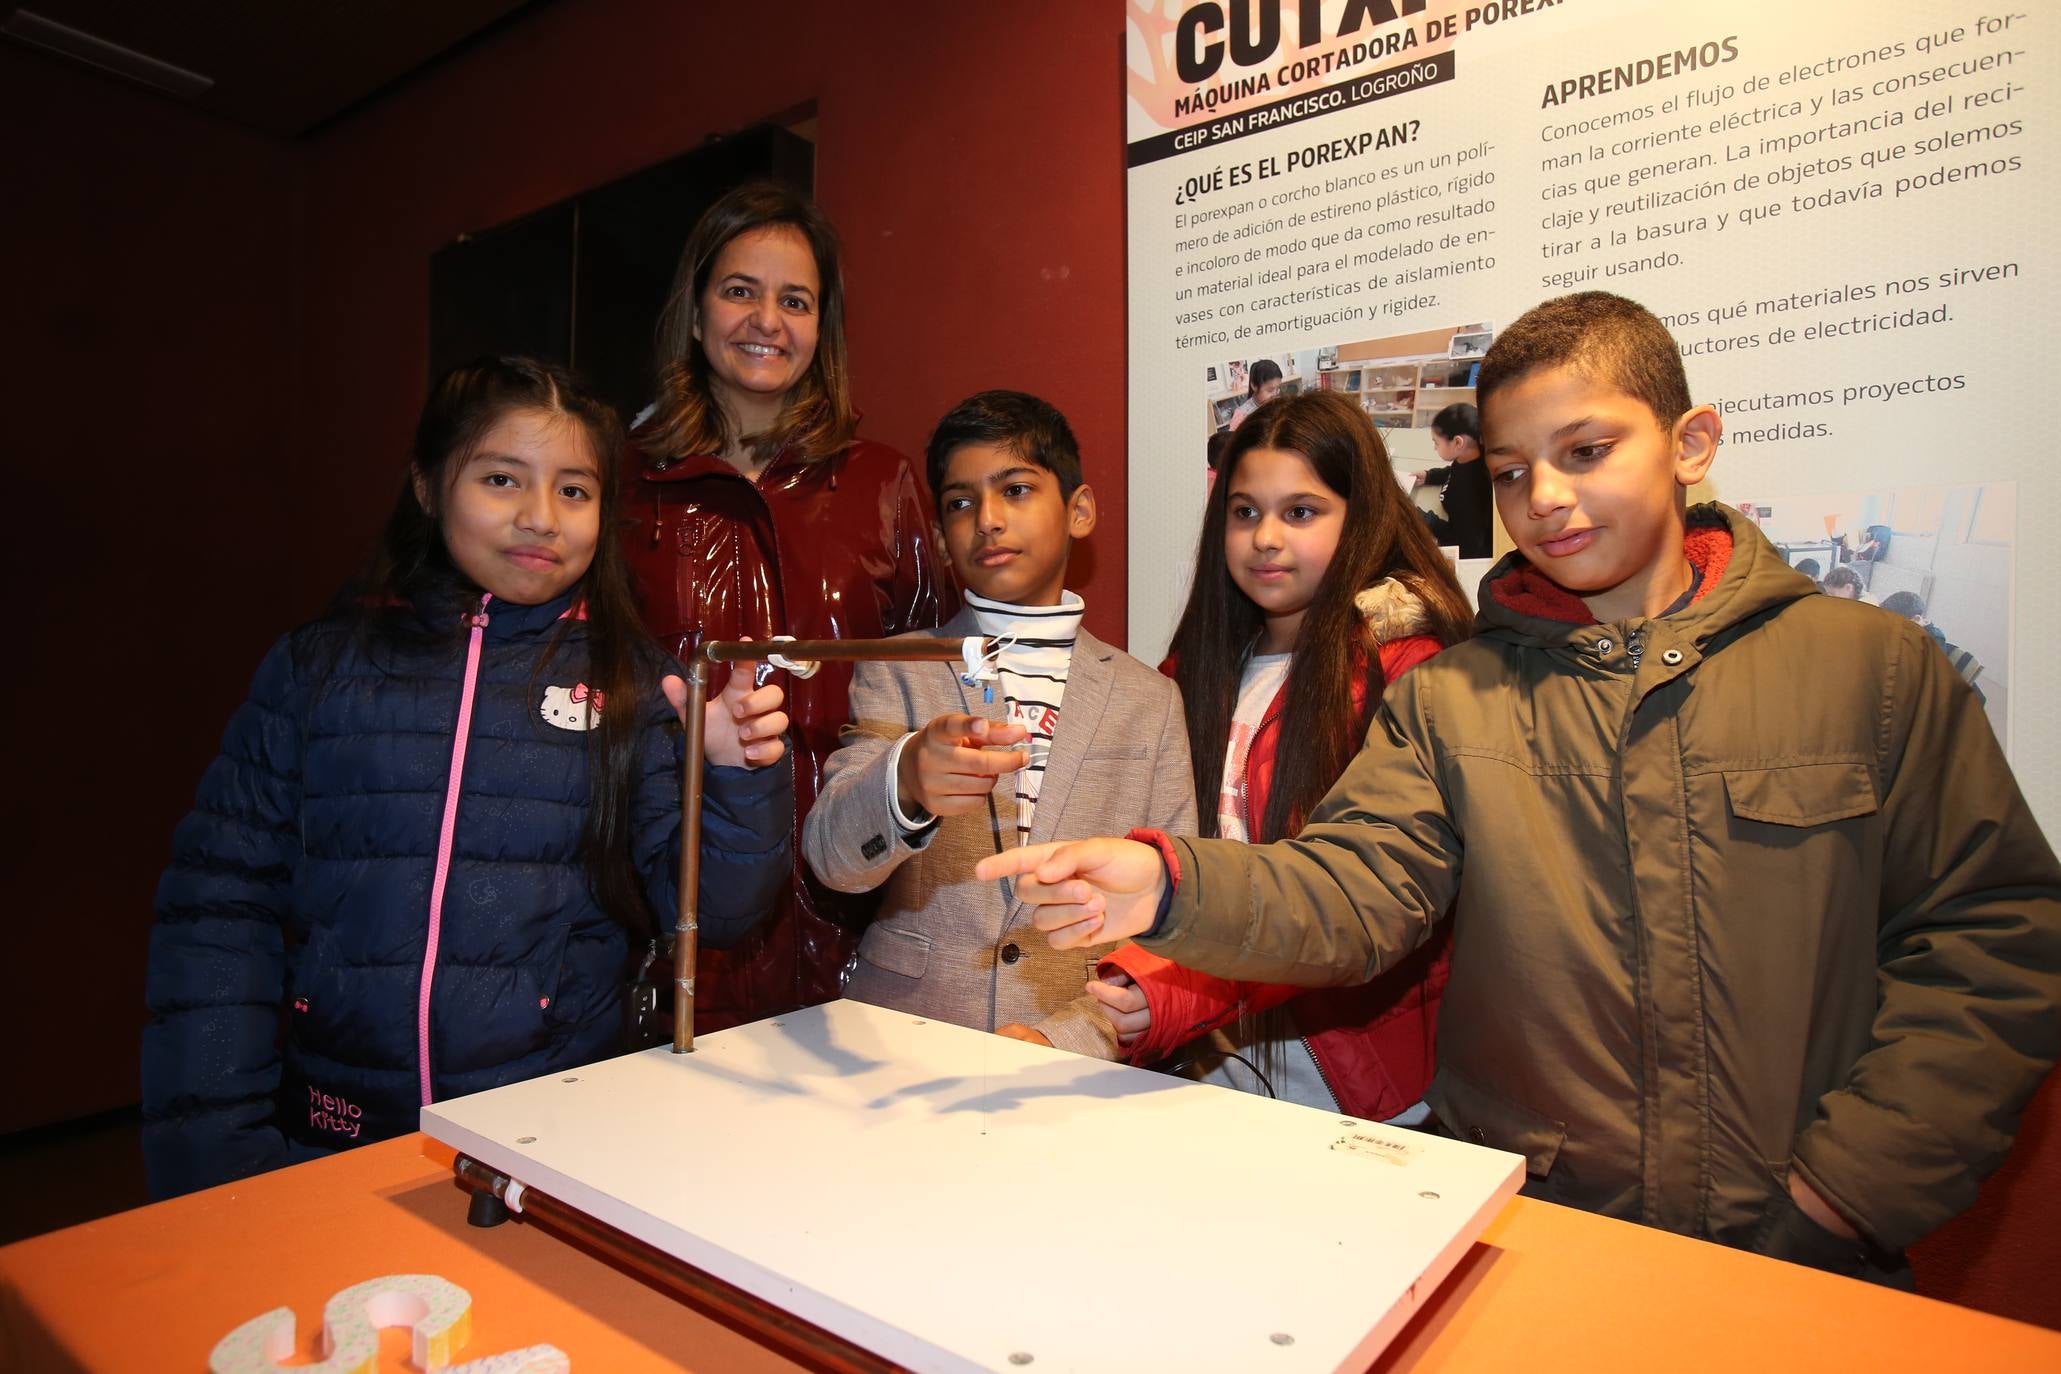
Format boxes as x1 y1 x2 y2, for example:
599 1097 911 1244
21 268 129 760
143 590 790 1198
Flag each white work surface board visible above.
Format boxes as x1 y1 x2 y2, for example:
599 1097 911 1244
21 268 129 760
422 998 1524 1373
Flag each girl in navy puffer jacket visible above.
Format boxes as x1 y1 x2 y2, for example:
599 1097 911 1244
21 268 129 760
144 358 793 1198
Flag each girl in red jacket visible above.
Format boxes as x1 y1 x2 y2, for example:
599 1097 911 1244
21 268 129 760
1093 390 1471 1120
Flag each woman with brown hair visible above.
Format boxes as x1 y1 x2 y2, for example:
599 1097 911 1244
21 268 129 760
626 182 957 1030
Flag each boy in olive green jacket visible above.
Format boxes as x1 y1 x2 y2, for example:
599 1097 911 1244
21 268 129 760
985 293 2061 1281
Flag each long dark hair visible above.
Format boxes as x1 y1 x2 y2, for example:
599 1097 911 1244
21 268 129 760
639 180 857 467
1170 390 1472 842
362 356 657 935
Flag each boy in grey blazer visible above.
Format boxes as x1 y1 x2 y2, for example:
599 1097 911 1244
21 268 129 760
803 392 1195 1056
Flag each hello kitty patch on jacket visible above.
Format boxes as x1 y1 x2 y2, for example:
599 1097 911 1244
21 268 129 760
541 682 605 732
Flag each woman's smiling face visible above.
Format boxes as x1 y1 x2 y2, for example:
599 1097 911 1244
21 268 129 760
695 224 821 409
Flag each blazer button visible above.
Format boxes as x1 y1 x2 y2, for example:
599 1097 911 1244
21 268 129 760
1000 943 1021 964
1470 1126 1488 1145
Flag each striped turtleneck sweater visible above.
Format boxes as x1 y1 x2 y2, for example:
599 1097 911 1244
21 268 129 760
966 589 1084 845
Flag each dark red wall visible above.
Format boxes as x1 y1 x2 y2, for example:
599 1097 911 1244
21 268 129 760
4 44 309 1132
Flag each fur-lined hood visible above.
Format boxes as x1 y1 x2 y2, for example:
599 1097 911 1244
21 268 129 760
1354 576 1436 644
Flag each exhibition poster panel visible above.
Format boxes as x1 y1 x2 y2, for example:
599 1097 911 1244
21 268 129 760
1125 0 2052 827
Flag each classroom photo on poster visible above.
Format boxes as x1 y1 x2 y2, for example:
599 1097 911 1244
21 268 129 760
1736 481 2013 746
1202 324 1489 442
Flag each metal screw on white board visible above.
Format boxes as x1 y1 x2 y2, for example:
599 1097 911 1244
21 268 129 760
1271 1333 1296 1346
1008 1353 1034 1365
516 1136 537 1144
771 1021 785 1028
562 1076 579 1082
913 1019 927 1025
1338 1118 1355 1126
1418 1190 1440 1200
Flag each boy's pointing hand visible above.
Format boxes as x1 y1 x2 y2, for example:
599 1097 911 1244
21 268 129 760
976 838 1167 948
899 713 1030 818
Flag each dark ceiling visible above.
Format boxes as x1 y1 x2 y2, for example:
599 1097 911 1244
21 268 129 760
3 0 547 138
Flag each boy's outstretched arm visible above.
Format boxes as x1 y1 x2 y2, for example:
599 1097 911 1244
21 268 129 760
981 700 1461 984
1791 627 2061 1253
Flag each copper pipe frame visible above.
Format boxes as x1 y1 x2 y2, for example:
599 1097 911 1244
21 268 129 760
453 1154 898 1374
673 656 711 1053
672 636 984 1053
703 637 988 664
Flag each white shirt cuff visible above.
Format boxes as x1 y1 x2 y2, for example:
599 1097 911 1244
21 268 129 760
884 733 937 834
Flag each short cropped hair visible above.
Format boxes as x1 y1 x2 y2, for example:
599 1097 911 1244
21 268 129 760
1477 292 1691 429
925 390 1083 501
1821 566 1864 595
1880 590 1928 620
1795 558 1822 579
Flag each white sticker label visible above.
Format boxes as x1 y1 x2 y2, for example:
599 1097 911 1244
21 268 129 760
1331 1130 1419 1166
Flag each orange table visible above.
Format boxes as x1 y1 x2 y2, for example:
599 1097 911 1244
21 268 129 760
3 1134 2058 1372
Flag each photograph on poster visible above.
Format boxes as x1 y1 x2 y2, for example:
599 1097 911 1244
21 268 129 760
1199 328 1494 539
1203 348 1318 436
1202 327 1489 442
1310 322 1489 434
1750 481 2012 744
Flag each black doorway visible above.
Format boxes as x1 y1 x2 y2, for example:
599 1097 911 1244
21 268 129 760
428 123 814 421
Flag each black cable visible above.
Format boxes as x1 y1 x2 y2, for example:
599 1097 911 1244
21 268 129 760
1154 1046 1278 1100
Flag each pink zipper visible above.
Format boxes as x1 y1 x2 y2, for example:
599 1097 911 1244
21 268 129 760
418 595 491 1105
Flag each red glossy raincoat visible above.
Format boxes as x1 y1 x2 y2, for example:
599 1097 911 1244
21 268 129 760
625 439 958 1026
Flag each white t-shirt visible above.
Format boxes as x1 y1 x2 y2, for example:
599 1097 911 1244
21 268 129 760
1215 653 1291 843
